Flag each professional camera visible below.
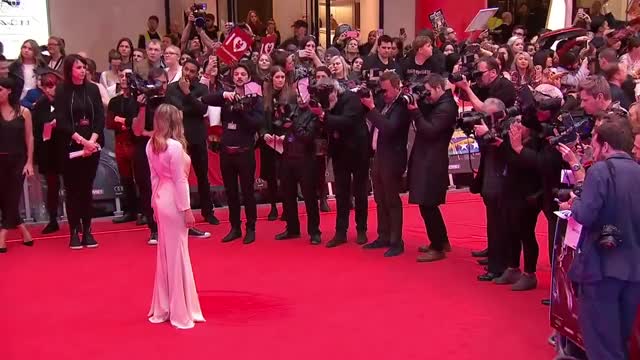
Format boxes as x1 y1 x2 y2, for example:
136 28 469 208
309 81 335 109
448 43 481 83
456 106 519 138
548 111 594 146
399 83 431 105
226 93 260 111
126 72 165 107
190 3 208 28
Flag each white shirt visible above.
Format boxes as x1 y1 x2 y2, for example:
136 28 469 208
168 66 182 84
21 64 37 100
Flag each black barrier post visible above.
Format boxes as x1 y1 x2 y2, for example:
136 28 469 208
113 185 124 217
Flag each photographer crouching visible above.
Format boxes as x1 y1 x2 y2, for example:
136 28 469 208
360 72 412 257
558 115 640 360
408 74 457 262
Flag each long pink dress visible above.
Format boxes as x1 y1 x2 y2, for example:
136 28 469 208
146 139 205 329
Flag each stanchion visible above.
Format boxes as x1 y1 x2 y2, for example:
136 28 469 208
113 185 124 217
22 179 34 222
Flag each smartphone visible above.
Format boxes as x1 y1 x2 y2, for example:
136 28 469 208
298 49 308 58
400 28 406 35
377 29 384 37
345 30 360 39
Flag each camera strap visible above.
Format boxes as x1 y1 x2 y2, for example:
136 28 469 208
604 159 618 226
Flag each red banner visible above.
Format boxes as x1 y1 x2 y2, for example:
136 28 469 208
217 28 254 65
260 34 277 56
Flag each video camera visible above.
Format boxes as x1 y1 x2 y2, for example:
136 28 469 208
547 111 594 146
399 82 430 106
448 43 482 83
309 81 335 109
456 106 519 139
126 72 165 107
190 3 208 28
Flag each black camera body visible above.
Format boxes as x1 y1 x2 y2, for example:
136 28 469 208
191 3 208 28
226 93 260 111
126 72 165 107
309 81 335 109
548 111 594 146
456 106 519 139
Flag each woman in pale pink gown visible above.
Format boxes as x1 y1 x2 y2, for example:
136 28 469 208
146 104 205 329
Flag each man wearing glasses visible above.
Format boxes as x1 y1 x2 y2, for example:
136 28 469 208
454 56 516 112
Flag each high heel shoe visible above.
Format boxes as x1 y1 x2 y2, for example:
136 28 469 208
22 239 34 247
0 247 7 253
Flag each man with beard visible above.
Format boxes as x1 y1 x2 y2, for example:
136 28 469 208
408 73 457 262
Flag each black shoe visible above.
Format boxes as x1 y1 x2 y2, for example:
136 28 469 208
310 234 321 245
112 212 136 224
267 205 278 221
362 238 391 249
279 212 287 221
0 247 6 253
81 230 99 248
356 231 368 245
477 272 502 281
384 244 404 257
222 228 242 243
205 214 220 225
189 227 211 238
148 232 158 245
319 198 330 212
243 229 256 244
477 258 489 266
275 231 301 240
541 299 551 306
325 233 347 248
69 229 82 250
136 215 148 226
471 248 488 258
22 238 34 247
443 242 452 252
42 221 59 234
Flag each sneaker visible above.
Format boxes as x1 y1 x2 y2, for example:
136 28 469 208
493 268 522 285
205 214 220 225
148 232 158 245
189 227 211 238
511 273 537 291
82 232 99 248
69 230 82 250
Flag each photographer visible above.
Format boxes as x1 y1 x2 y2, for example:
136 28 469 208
201 63 264 244
315 78 369 248
273 81 322 245
408 74 457 262
560 116 640 360
455 56 516 112
360 72 412 257
166 58 219 226
471 98 510 281
107 69 141 224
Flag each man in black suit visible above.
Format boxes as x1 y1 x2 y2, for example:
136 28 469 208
166 58 219 226
408 73 457 262
360 72 412 257
317 78 370 248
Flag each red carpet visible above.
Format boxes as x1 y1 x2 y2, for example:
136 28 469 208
1 192 555 360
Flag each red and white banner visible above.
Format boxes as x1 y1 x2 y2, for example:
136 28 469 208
217 29 254 65
260 34 277 56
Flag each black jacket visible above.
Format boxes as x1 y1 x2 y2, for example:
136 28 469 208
408 90 458 206
201 91 264 148
325 91 369 159
283 105 320 159
366 96 412 174
8 61 47 103
166 82 209 144
32 96 63 174
54 82 105 152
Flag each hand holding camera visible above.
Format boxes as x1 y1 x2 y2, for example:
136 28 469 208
360 93 375 110
474 121 489 137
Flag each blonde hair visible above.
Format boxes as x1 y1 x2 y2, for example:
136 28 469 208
330 55 350 79
151 104 187 154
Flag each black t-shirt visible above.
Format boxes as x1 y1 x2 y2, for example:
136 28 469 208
471 76 517 108
400 52 446 83
107 95 139 136
362 54 400 76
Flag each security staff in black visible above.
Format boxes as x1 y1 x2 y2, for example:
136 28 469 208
360 71 412 257
316 78 370 248
165 58 220 226
274 89 322 245
202 63 264 244
54 55 104 249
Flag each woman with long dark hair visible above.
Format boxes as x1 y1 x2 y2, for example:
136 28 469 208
54 55 105 250
9 39 46 100
117 38 135 70
246 10 265 36
261 66 296 220
0 77 35 253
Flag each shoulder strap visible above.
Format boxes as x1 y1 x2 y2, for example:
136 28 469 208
604 159 618 224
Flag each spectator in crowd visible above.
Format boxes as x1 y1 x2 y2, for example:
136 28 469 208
265 19 281 47
46 36 65 71
117 38 135 70
281 20 308 50
0 55 9 78
100 49 123 99
138 15 162 50
9 39 47 101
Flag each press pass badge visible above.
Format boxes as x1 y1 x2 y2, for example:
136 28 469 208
227 122 237 130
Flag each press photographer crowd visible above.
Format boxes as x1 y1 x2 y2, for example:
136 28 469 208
1 1 640 357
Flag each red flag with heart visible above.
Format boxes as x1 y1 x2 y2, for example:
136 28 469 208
217 28 254 65
260 34 277 56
